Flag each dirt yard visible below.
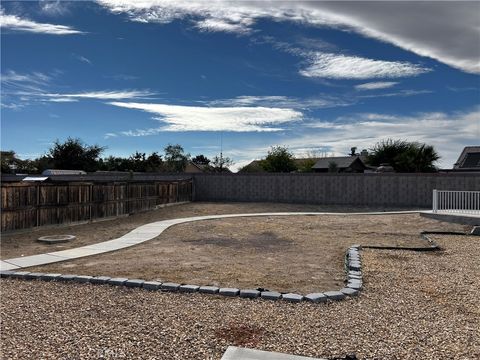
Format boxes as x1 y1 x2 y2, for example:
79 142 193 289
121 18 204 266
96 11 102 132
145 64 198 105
1 202 423 260
28 211 467 293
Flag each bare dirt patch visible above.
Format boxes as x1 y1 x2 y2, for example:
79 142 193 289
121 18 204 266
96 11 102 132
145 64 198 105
29 212 467 293
1 202 414 260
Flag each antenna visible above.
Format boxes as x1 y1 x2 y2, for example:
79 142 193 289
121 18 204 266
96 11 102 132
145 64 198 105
220 131 223 171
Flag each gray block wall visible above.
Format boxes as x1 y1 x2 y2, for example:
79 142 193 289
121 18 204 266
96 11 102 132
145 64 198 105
192 173 480 208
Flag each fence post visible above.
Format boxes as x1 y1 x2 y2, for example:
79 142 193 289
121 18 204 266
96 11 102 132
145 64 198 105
432 189 437 213
36 184 40 227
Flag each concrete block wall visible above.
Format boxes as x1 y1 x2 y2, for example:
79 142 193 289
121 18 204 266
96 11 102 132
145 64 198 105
192 173 480 208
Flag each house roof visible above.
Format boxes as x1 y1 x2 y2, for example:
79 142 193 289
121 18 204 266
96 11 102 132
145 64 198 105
453 146 480 169
240 158 326 172
312 156 366 169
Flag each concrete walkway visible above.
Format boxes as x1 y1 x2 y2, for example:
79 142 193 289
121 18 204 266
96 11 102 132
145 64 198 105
0 210 424 271
221 346 326 360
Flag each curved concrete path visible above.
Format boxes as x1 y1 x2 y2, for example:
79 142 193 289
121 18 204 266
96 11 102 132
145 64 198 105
0 210 423 271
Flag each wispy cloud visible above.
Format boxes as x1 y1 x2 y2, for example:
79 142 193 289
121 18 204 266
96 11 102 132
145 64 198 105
97 1 480 74
299 108 480 168
0 9 83 35
42 90 154 101
39 0 71 16
1 70 52 92
73 54 92 65
300 53 430 80
357 89 433 98
106 101 303 133
205 95 352 110
1 71 154 108
355 82 398 91
195 18 252 34
222 108 479 171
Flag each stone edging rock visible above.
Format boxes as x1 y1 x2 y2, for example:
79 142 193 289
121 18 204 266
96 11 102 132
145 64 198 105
0 245 363 304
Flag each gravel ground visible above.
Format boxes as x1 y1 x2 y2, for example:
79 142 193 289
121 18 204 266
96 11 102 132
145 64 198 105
29 214 463 293
1 202 422 259
1 234 479 360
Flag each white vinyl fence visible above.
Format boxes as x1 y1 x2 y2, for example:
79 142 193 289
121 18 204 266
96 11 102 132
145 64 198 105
432 190 480 214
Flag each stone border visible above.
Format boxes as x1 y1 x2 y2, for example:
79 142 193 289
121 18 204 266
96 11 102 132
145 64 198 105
0 244 363 304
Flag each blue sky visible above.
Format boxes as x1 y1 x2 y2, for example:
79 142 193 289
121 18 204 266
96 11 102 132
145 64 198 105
1 1 479 170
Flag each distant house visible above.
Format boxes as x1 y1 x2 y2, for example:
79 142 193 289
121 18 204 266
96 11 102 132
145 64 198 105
184 161 232 173
184 161 207 173
453 146 480 171
239 158 325 173
42 169 87 175
312 156 368 173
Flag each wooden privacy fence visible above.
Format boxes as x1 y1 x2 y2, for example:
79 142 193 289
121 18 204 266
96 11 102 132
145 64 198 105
1 180 193 232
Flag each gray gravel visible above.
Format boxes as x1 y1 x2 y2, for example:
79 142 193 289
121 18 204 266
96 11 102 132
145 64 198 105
1 234 479 359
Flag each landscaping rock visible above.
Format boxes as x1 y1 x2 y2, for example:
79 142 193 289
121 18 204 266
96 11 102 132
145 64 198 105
74 275 93 283
341 288 359 297
142 281 162 290
219 288 240 297
107 277 128 286
161 282 180 291
11 271 30 279
90 276 111 285
324 291 346 301
41 273 62 281
24 272 45 280
347 282 362 290
305 293 327 303
125 279 145 288
0 270 15 278
239 289 260 298
199 286 219 294
58 274 77 282
260 291 282 301
179 284 200 293
349 270 362 277
349 262 362 271
471 226 480 236
348 275 362 281
282 293 304 303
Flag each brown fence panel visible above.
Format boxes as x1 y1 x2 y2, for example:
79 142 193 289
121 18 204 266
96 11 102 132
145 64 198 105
1 179 193 232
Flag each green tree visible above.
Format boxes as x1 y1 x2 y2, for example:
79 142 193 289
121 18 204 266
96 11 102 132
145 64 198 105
164 144 190 172
328 161 339 173
367 139 440 172
145 152 163 172
48 137 105 172
260 146 297 173
1 151 38 174
210 154 233 172
192 154 211 166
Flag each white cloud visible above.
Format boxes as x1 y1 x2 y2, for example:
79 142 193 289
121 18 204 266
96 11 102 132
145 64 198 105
0 9 83 35
42 90 154 100
300 53 430 79
196 18 252 34
206 95 352 109
217 108 479 171
1 70 52 92
39 0 71 16
74 54 92 65
107 101 303 133
298 109 480 168
97 1 480 74
46 97 78 103
355 82 398 91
